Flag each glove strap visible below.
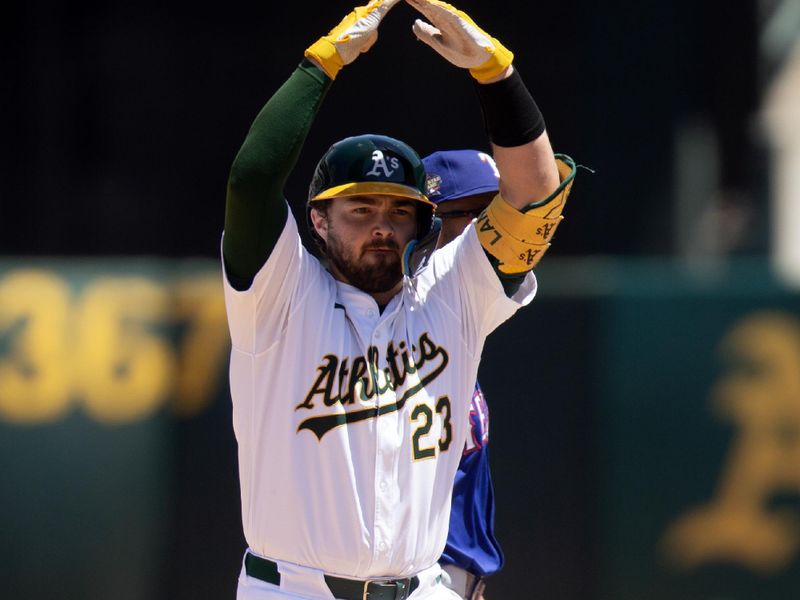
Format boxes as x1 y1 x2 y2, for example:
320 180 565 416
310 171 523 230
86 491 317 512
469 40 514 83
305 38 345 80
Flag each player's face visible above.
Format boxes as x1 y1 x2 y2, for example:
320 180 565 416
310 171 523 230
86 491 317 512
312 195 419 294
435 192 494 249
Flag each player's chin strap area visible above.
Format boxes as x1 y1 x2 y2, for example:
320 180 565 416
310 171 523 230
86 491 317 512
245 552 421 600
402 217 442 277
476 154 576 274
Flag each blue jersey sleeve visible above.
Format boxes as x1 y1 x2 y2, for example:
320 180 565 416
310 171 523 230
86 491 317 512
440 382 504 577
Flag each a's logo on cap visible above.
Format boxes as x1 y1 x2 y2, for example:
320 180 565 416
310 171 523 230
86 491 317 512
365 150 400 178
425 174 442 196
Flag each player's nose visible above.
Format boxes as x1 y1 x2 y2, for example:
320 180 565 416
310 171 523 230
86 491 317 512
371 209 395 237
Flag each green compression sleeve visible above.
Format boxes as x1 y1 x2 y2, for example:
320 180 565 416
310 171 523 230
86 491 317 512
223 60 332 290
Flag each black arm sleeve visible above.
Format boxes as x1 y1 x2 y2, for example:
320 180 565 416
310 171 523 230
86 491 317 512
473 69 545 147
474 70 546 296
223 60 332 290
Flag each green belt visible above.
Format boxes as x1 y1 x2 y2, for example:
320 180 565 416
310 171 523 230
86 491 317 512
244 552 420 600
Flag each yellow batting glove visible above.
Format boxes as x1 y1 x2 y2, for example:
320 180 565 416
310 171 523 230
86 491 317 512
406 0 513 83
305 0 401 80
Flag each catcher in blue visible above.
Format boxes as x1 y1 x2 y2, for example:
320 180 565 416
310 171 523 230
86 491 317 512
222 1 576 599
422 150 506 600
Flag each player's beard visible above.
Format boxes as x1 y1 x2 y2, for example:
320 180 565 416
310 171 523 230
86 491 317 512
326 229 403 294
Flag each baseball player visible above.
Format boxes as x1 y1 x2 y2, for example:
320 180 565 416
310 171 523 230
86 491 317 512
422 150 506 600
222 1 576 599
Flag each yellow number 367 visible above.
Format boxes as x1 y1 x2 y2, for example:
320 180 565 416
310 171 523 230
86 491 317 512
0 266 228 425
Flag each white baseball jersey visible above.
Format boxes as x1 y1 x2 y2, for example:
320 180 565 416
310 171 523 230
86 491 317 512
222 207 536 579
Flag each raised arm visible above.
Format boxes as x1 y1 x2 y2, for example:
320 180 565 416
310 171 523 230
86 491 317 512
407 0 576 276
223 0 400 290
223 63 330 290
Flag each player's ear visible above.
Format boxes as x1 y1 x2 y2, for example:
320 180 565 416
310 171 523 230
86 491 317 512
310 206 329 242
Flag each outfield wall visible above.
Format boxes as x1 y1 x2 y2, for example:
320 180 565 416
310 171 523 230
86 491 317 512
1 258 798 600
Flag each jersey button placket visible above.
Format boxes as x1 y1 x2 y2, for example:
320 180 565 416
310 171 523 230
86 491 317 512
373 412 394 564
377 411 402 565
372 315 398 566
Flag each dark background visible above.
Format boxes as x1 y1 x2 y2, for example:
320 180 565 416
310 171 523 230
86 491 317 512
2 0 764 258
